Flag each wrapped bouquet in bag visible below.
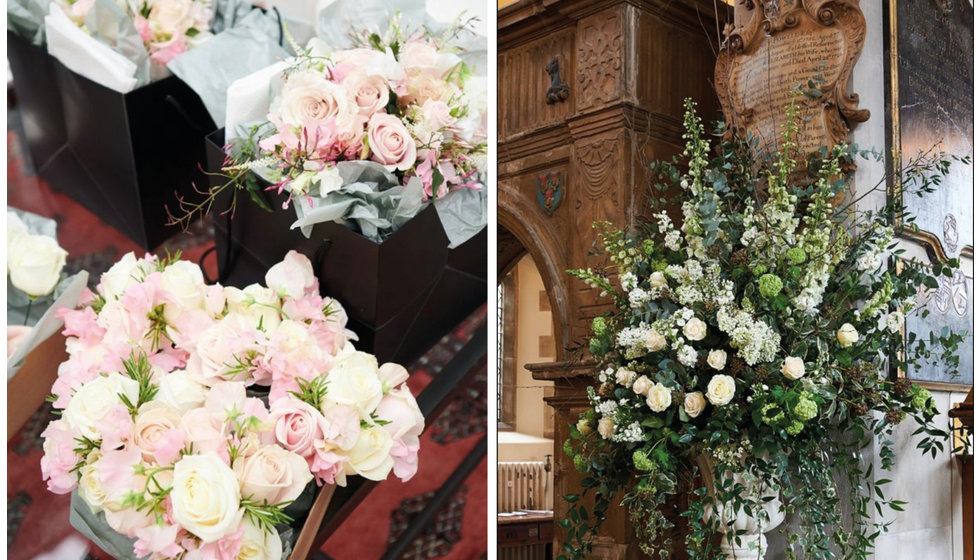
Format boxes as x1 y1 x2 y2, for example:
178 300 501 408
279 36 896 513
180 9 488 364
40 250 424 559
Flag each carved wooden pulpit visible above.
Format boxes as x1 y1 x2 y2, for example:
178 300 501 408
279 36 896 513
497 0 723 556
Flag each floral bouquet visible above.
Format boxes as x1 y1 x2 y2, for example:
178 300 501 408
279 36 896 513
177 13 488 243
561 97 968 559
40 250 424 559
56 0 213 66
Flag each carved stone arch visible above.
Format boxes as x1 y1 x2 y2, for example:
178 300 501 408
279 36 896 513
498 187 571 360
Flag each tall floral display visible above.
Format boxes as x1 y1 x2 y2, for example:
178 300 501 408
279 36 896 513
561 98 967 559
40 251 424 559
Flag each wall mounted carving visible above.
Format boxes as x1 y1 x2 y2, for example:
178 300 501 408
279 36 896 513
716 0 869 158
576 10 624 110
546 58 570 104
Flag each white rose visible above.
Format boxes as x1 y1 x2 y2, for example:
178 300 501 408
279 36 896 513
615 367 637 386
8 233 68 297
157 370 207 413
706 349 727 371
706 375 736 406
645 330 666 352
78 463 108 514
159 260 207 324
836 323 859 347
781 356 806 380
597 417 615 440
649 271 668 290
646 383 672 412
171 454 243 542
575 418 593 436
237 519 283 560
325 351 383 415
99 252 154 300
333 48 405 83
344 424 394 481
401 41 462 79
885 311 904 334
264 250 316 300
683 318 708 341
683 392 707 418
150 0 195 37
276 70 351 127
236 445 313 506
632 375 654 396
64 373 140 440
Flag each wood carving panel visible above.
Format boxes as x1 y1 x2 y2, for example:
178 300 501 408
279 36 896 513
576 9 625 111
498 30 576 140
716 0 869 158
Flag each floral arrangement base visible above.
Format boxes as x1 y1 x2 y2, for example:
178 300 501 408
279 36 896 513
41 63 215 249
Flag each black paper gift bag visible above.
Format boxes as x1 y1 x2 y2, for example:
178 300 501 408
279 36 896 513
41 62 216 249
7 31 69 174
205 129 487 365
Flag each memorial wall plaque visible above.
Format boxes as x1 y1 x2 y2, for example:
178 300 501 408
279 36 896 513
888 0 974 260
715 0 869 159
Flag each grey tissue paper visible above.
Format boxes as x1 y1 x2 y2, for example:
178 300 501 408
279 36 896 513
84 0 151 87
7 0 52 45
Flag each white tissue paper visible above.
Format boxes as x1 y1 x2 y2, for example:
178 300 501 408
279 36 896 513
44 4 139 93
225 60 288 141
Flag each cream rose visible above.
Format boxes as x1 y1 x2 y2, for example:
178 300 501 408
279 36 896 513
683 392 707 418
64 373 140 440
645 330 666 352
131 402 183 463
575 418 593 436
597 417 615 440
225 284 282 331
781 356 806 380
171 454 243 542
8 233 68 297
156 370 207 413
345 72 390 116
367 113 417 171
99 252 154 300
344 425 394 481
421 99 455 131
375 385 424 443
683 318 708 341
706 375 736 406
649 271 668 290
78 463 109 514
325 351 384 414
277 71 351 126
836 323 859 347
615 367 637 387
236 445 312 506
646 383 672 412
160 260 207 323
707 349 727 371
632 375 654 396
237 519 283 560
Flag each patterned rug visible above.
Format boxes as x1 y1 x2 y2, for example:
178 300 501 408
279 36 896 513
6 110 488 560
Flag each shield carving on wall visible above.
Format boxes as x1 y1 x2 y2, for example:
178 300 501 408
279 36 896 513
715 0 870 159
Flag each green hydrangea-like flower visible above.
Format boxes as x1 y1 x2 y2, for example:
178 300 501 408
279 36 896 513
786 420 804 436
786 247 807 264
642 239 656 256
592 316 607 337
758 273 784 299
633 450 656 472
752 265 768 277
793 395 818 421
563 439 576 457
761 403 785 426
573 454 588 473
911 386 934 412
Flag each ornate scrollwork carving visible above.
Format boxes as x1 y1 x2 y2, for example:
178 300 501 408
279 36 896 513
716 0 869 160
576 13 623 108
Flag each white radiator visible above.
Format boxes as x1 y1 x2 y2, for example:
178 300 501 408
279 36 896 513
497 461 551 513
499 545 548 560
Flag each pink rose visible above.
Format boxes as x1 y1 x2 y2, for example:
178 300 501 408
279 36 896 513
379 362 410 388
134 15 153 42
269 397 327 459
235 445 312 506
421 99 454 131
375 384 424 481
367 113 417 171
131 402 184 464
265 250 316 300
276 71 351 127
344 72 390 116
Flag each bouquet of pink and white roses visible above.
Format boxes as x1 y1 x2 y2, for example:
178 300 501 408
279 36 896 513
56 0 213 66
41 250 424 559
177 14 487 242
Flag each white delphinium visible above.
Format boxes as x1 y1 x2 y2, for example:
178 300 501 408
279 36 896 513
628 287 652 308
596 399 618 417
716 306 780 365
617 325 652 359
673 307 696 327
621 271 638 292
611 421 644 443
677 345 698 367
665 231 682 252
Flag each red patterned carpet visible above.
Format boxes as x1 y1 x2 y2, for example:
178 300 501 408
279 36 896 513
6 112 488 560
